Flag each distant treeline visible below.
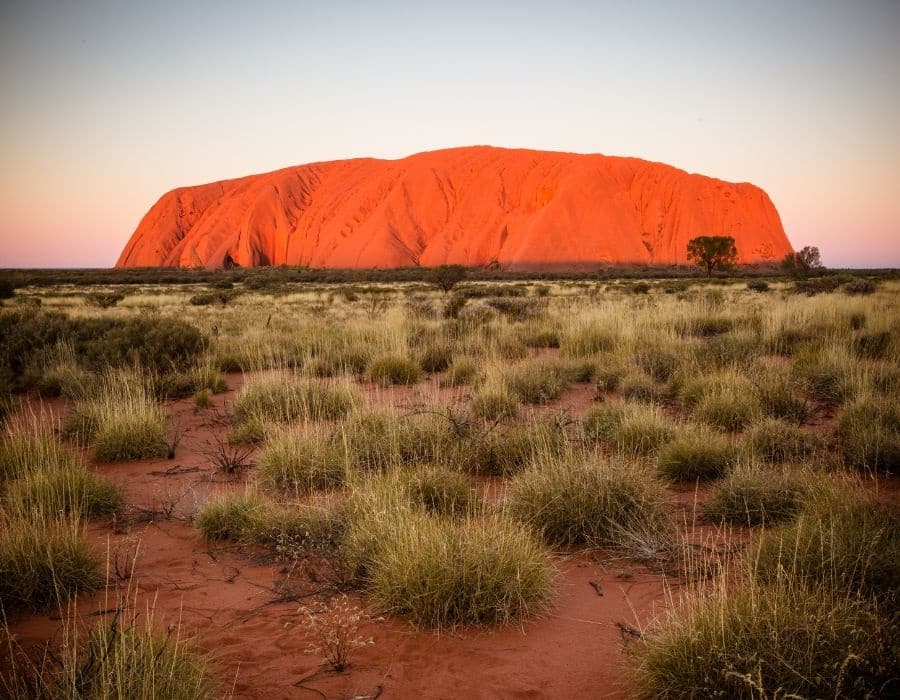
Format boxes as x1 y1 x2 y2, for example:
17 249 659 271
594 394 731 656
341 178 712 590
0 264 896 288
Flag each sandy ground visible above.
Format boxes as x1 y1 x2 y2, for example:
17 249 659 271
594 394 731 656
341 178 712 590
6 371 892 699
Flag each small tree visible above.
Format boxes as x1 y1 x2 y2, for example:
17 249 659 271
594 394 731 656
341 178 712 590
781 246 823 278
426 264 468 294
686 236 739 277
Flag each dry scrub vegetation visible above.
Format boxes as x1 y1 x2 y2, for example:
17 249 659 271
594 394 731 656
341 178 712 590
1 272 898 696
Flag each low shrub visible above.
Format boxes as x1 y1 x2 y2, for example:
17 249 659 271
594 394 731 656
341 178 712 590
746 280 769 292
853 330 893 360
484 296 540 321
656 428 737 482
507 455 670 555
85 291 126 308
843 278 877 295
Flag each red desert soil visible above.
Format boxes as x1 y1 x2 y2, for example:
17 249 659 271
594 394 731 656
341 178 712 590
116 146 792 270
7 376 677 699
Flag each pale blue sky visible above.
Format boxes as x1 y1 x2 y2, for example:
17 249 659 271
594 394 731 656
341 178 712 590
1 1 898 267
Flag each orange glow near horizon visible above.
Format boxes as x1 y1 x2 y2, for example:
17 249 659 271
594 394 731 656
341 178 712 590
1 2 898 269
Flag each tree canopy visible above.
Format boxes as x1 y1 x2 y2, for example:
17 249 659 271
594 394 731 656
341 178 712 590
425 264 468 293
686 236 739 276
781 246 823 277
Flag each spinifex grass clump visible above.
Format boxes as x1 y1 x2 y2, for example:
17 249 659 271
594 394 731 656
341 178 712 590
0 513 99 612
234 376 361 425
583 401 676 456
64 370 168 462
751 482 899 599
0 422 80 483
404 467 477 517
506 452 670 556
257 427 347 493
745 417 823 463
464 421 566 476
655 427 737 482
791 346 856 406
4 461 121 518
505 358 570 404
195 489 341 552
835 396 899 472
753 365 810 424
366 354 422 387
702 463 806 526
1 422 121 517
343 474 552 628
470 386 519 421
440 356 481 387
679 369 761 432
559 325 616 358
1 603 213 699
338 409 453 472
634 576 896 699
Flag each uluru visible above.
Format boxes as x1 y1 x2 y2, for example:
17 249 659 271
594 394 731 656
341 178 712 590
116 146 792 270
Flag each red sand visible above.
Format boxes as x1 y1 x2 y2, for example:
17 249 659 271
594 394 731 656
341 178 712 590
5 377 673 699
116 146 792 270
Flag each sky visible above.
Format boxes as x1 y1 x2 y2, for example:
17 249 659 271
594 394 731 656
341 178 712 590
1 0 898 268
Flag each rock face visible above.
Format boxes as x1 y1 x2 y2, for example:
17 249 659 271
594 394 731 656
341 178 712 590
116 146 791 269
